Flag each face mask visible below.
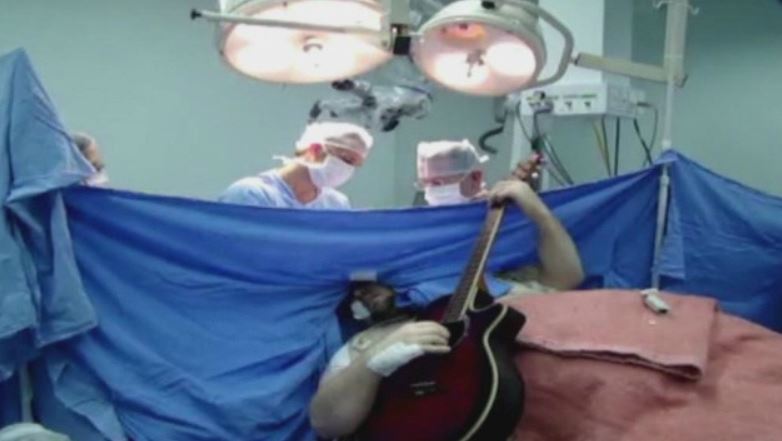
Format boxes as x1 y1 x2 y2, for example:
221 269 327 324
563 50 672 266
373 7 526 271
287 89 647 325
85 170 109 187
307 155 355 189
351 300 372 321
424 182 470 206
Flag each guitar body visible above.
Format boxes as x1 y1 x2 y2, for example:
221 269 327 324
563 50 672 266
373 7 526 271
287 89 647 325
356 294 526 441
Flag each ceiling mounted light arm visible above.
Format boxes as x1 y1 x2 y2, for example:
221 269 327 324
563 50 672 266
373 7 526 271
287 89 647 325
380 0 414 54
191 8 382 36
491 0 574 89
573 0 696 88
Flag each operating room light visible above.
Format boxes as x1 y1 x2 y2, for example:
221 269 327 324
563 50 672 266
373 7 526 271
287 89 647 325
197 0 573 95
485 40 537 78
430 51 490 90
412 0 549 96
219 0 393 83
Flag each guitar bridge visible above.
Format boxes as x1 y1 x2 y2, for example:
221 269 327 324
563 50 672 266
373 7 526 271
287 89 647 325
409 380 438 397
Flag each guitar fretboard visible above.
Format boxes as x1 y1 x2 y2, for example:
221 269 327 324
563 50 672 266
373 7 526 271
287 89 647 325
442 205 506 323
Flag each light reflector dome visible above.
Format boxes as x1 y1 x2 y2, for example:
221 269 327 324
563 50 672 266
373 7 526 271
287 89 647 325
219 0 393 83
412 0 547 96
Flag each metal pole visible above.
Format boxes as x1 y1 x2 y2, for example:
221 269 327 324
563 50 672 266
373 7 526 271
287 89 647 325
652 0 690 288
660 0 690 149
19 363 33 422
192 9 382 36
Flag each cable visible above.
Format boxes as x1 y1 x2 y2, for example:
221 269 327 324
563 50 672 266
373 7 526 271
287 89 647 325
613 117 621 176
533 110 542 138
515 102 533 142
533 108 552 138
598 119 610 174
633 103 659 165
530 130 569 184
533 108 573 185
633 119 654 166
600 116 612 176
592 121 612 176
546 163 566 187
650 106 659 151
541 136 574 185
514 103 573 186
478 125 503 154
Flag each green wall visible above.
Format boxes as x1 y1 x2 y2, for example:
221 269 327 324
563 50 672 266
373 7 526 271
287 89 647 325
549 0 782 194
0 0 495 208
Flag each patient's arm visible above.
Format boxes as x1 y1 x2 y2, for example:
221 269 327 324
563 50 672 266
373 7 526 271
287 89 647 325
489 180 584 290
310 351 383 438
530 205 584 290
310 321 450 438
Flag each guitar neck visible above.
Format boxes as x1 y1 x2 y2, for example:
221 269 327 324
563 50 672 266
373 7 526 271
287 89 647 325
442 204 506 323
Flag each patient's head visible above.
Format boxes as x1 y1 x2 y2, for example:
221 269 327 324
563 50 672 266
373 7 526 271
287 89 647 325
349 281 400 323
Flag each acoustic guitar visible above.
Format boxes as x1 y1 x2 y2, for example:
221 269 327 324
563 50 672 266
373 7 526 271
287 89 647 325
355 157 543 441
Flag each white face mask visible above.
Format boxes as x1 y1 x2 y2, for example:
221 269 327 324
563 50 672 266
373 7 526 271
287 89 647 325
424 182 470 206
85 170 109 187
307 155 355 189
350 300 372 321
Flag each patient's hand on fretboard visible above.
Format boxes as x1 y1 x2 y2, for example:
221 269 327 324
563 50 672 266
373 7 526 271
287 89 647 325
512 154 544 192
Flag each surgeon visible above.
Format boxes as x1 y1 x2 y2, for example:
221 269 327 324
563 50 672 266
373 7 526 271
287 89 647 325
219 121 373 209
72 132 108 187
416 139 584 294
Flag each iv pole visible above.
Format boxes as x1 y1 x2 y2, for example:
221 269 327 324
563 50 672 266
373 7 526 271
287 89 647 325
574 0 696 288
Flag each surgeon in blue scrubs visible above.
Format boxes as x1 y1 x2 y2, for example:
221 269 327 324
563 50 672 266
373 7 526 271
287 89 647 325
219 121 373 209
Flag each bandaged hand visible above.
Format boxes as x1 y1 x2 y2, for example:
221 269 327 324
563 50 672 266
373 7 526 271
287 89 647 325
366 321 451 377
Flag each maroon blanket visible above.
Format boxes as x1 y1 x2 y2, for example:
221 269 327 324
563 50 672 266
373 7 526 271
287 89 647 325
501 290 782 441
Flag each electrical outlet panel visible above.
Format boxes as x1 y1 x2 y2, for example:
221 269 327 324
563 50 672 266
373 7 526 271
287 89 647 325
519 82 645 118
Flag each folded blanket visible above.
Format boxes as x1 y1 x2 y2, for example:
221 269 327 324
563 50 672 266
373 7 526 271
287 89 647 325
502 290 782 441
501 290 716 380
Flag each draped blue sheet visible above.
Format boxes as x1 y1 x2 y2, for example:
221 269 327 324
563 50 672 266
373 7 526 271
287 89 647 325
658 151 782 332
51 170 658 441
1 48 781 440
0 48 96 382
0 376 21 427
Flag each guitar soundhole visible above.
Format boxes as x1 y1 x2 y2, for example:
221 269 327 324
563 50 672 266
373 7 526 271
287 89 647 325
409 380 439 397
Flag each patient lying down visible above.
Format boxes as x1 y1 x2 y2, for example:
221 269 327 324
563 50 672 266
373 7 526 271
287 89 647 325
309 271 567 440
310 285 782 441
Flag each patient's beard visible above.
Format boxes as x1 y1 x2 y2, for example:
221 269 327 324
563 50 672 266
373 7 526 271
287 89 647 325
368 300 405 324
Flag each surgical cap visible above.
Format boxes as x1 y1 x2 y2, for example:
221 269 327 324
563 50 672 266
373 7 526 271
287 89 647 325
295 122 374 157
417 139 488 181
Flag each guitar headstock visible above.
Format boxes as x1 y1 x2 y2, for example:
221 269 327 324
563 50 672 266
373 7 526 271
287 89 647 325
512 153 545 192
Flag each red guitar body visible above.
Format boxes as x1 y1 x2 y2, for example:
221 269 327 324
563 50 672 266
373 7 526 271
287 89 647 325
355 293 526 441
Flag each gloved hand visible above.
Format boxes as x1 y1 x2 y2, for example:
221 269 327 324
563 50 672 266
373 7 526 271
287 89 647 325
366 321 450 377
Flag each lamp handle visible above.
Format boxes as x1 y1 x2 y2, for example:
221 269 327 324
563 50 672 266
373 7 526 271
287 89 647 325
191 8 381 36
506 0 574 89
